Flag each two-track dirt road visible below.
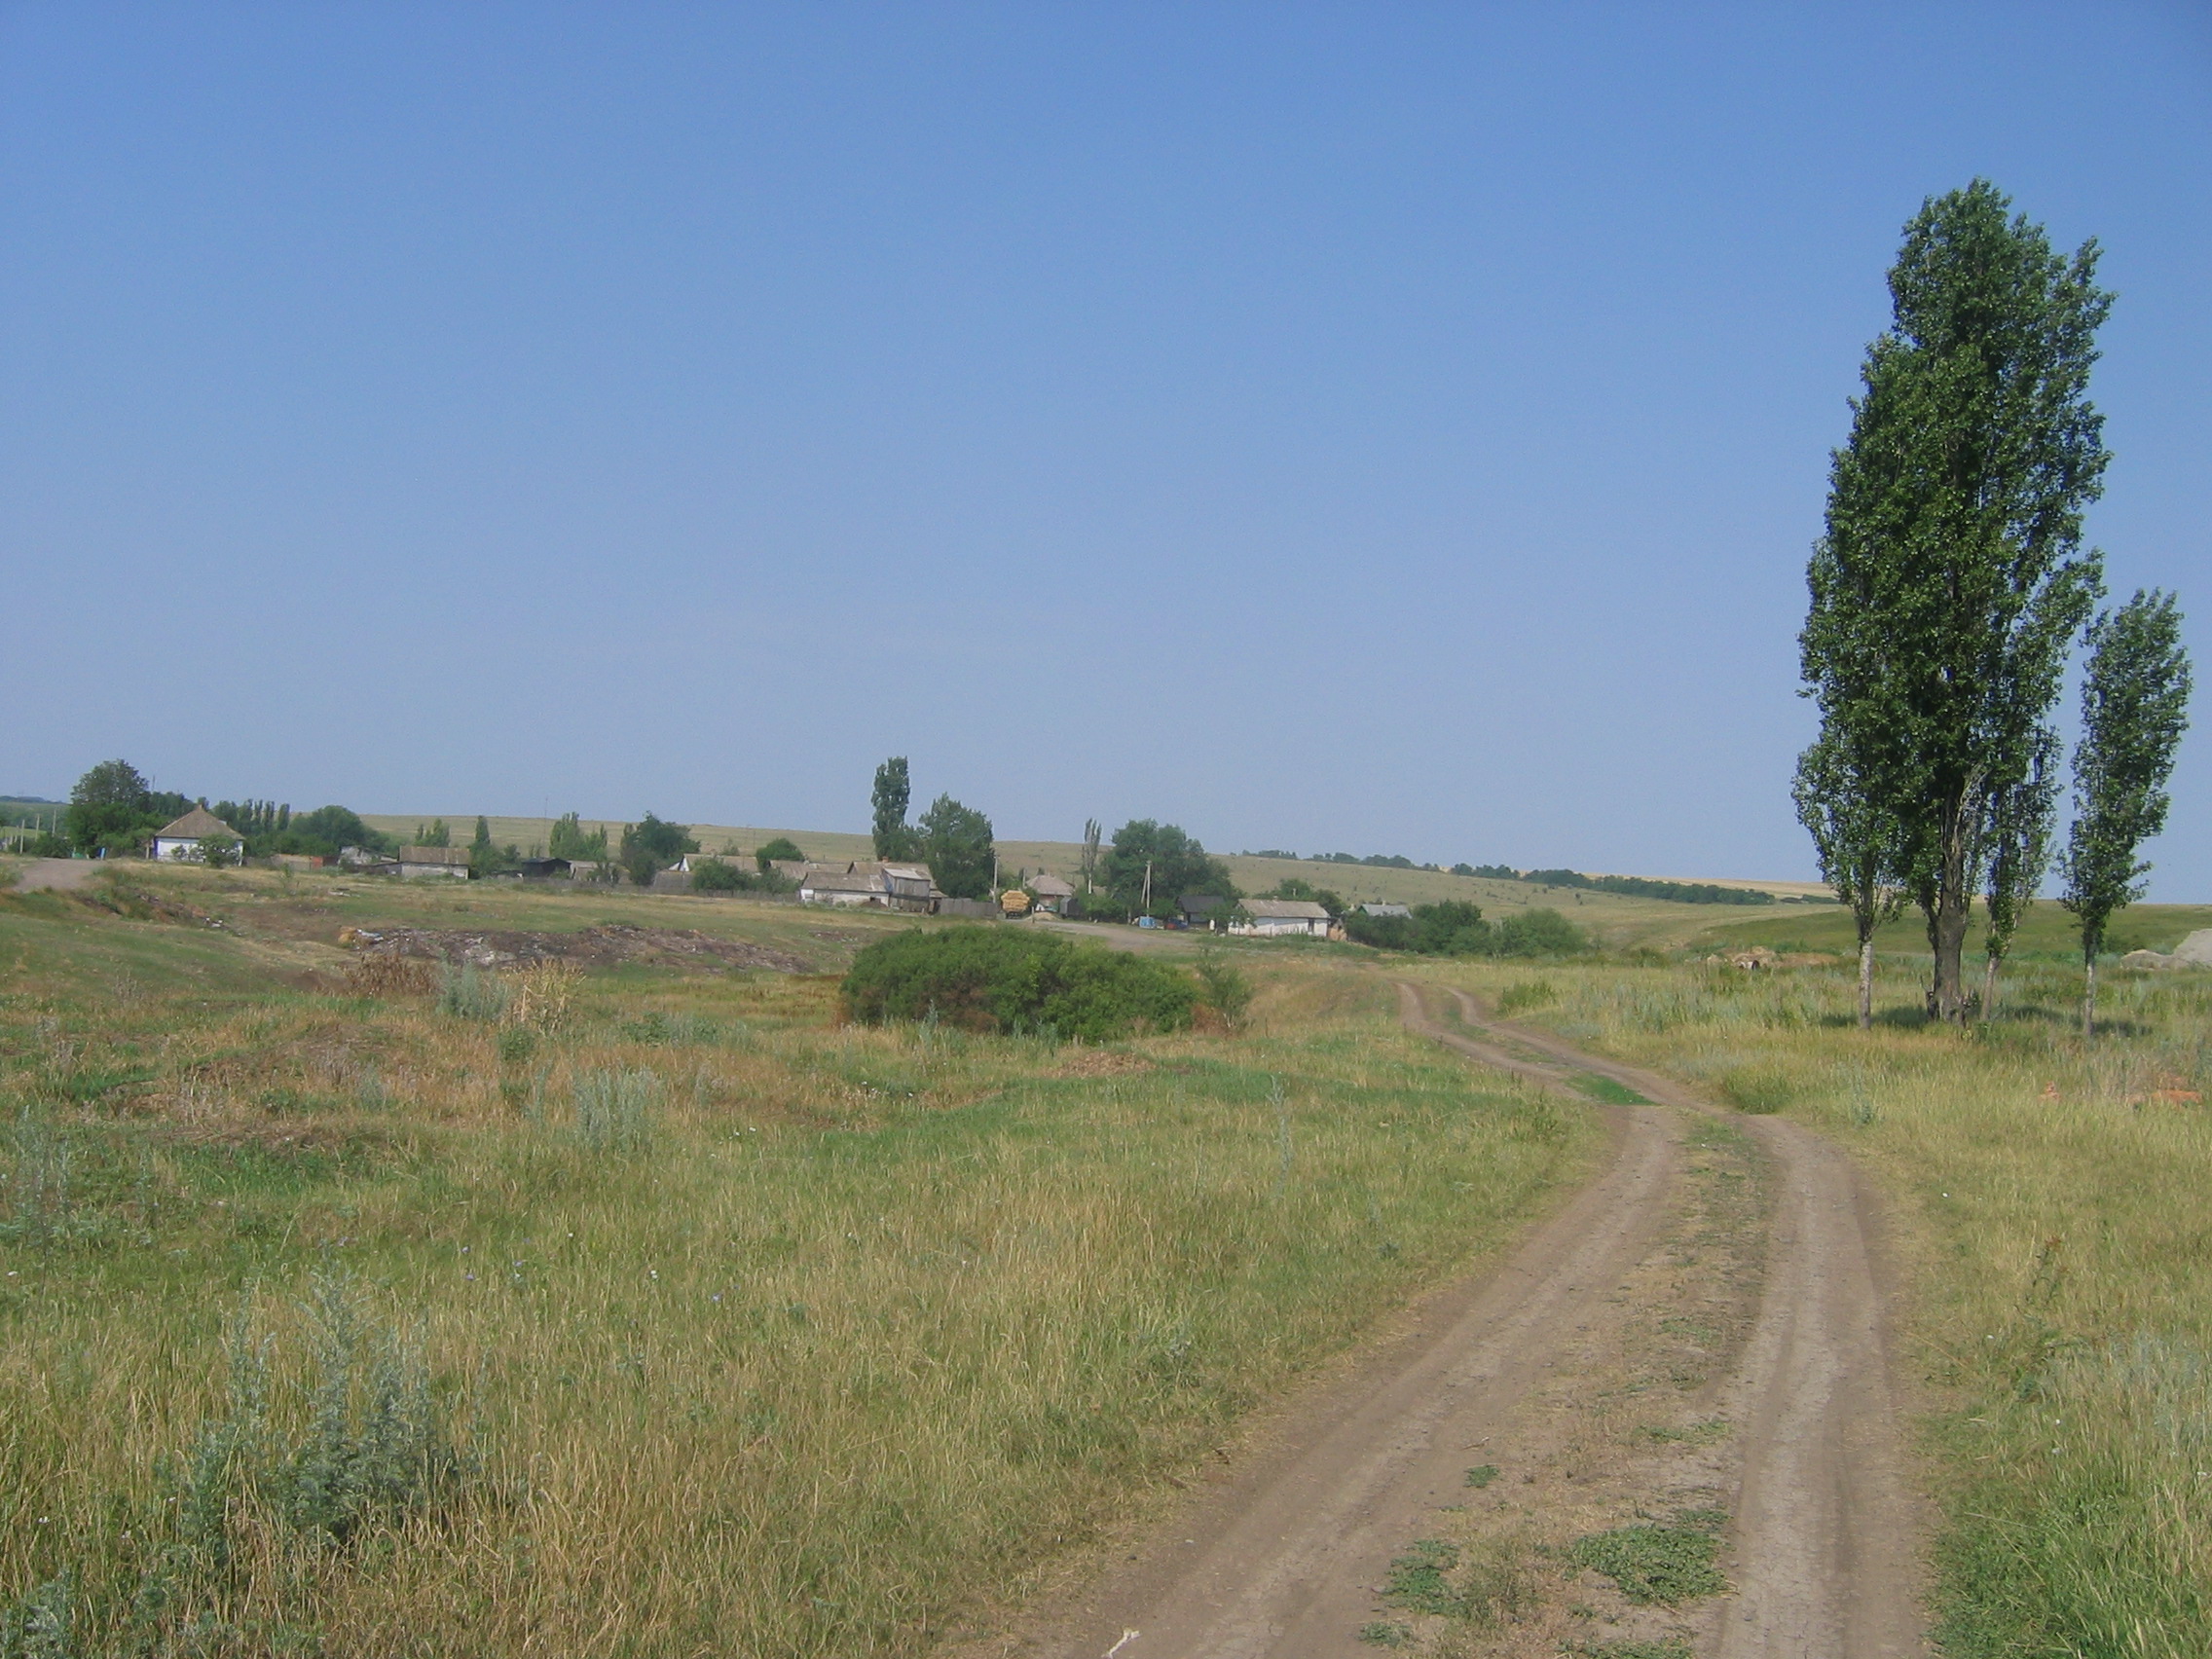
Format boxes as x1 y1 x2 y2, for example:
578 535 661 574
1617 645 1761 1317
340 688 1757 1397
1015 980 1926 1658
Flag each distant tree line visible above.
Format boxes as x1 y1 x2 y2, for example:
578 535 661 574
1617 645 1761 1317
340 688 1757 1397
1514 869 1777 906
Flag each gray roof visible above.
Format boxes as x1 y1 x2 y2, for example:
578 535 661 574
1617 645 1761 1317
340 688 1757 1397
801 868 885 894
1029 872 1077 897
156 806 239 840
399 844 470 866
1359 903 1412 918
1240 899 1332 920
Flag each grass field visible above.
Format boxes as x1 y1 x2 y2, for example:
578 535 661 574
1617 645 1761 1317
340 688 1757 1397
1438 942 2212 1656
0 864 1600 1656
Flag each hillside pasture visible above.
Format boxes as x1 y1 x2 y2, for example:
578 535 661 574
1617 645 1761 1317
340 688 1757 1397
0 864 1598 1657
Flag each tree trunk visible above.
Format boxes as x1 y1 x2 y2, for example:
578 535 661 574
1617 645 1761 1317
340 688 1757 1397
1982 952 2000 1019
1930 886 1973 1022
1929 784 1982 1023
2083 955 2097 1042
1858 937 1874 1030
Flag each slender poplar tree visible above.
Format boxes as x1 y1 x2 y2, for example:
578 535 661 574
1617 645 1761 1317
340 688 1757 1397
2061 590 2193 1038
1792 734 1908 1029
870 757 914 861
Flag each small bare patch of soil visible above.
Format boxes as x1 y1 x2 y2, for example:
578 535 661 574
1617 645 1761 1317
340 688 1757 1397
1054 1049 1154 1078
342 924 812 975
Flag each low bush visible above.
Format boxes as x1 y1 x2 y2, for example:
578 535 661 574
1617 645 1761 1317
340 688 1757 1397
1194 955 1254 1028
843 926 1197 1040
1345 903 1588 960
689 857 755 893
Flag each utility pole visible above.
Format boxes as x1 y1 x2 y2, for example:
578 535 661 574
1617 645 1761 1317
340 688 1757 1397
1142 859 1152 915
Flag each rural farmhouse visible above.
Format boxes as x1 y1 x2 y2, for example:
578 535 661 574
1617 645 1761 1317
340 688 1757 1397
398 845 471 880
151 806 241 861
1232 898 1334 939
1028 872 1077 915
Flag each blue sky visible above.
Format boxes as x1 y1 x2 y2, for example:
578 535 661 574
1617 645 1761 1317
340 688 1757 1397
4 4 2207 894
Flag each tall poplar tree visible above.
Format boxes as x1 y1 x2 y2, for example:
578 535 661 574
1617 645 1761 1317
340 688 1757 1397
871 757 915 861
1802 180 2110 1021
2061 590 2193 1038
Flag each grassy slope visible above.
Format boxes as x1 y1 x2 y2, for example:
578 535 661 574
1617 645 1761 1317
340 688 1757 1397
1434 951 2212 1656
0 866 1599 1656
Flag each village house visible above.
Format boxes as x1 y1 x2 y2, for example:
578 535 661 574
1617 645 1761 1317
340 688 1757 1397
151 805 242 861
1358 902 1412 919
1231 898 1334 939
796 861 940 912
797 865 889 907
1028 872 1077 916
397 845 471 880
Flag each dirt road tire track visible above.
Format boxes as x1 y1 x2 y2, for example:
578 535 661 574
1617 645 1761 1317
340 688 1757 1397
1031 992 1681 1658
1438 986 1928 1658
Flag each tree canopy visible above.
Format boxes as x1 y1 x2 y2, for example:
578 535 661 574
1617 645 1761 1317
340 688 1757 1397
1095 821 1234 919
870 757 916 861
918 795 994 900
619 814 698 886
1799 179 2112 1021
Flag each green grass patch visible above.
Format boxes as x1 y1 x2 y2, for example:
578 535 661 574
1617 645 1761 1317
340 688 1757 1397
1573 1072 1650 1106
1567 1526 1727 1604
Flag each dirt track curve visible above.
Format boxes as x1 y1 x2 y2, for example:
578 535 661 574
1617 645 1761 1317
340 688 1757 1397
1021 981 1926 1659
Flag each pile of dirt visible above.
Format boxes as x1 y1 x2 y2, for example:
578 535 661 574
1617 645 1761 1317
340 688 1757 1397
340 924 812 975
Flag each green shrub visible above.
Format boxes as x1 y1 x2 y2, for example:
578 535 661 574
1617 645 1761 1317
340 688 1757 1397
1493 908 1587 957
754 836 804 868
690 857 754 893
1194 956 1254 1027
842 927 1196 1040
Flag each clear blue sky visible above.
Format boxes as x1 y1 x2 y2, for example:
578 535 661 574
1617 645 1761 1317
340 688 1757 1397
5 4 2207 894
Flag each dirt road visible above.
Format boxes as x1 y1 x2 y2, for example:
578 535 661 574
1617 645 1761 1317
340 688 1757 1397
1016 981 1925 1658
7 857 100 893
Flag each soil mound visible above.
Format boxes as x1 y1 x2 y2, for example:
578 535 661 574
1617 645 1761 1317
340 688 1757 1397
343 924 811 974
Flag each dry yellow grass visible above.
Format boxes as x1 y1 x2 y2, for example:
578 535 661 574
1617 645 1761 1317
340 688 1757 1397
0 869 1598 1655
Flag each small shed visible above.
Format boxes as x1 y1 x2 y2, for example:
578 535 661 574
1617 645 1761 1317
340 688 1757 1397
1232 899 1334 939
1029 872 1077 915
881 863 937 912
515 857 572 880
398 845 471 880
152 806 241 862
1177 893 1230 930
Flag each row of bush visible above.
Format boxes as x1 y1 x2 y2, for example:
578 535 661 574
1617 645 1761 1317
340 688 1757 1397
842 928 1198 1039
1342 901 1589 958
